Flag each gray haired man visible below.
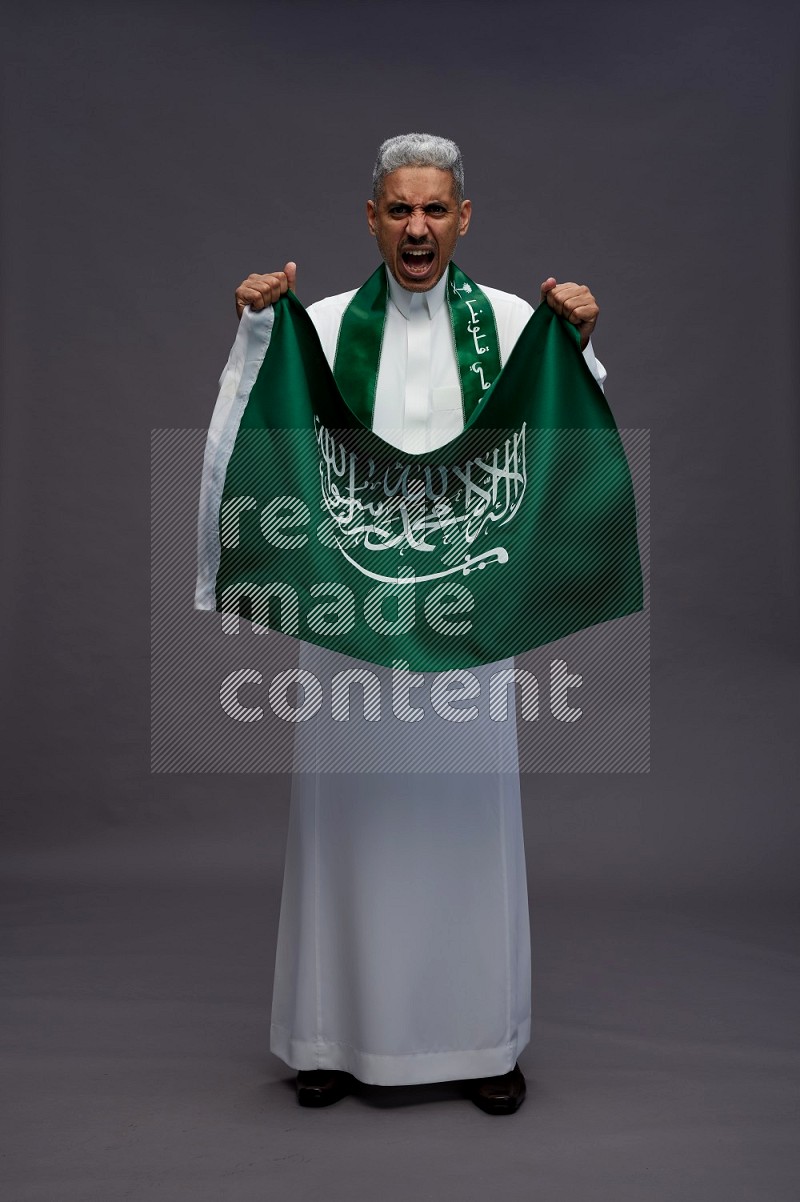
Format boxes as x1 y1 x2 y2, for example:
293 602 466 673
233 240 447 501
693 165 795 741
232 133 605 1114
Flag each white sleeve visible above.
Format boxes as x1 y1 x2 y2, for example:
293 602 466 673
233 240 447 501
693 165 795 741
581 337 607 393
194 305 274 610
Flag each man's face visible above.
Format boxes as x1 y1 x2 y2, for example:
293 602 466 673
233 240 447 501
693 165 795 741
367 166 472 292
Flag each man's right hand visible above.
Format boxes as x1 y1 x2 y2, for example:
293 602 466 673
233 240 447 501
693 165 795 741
235 262 297 319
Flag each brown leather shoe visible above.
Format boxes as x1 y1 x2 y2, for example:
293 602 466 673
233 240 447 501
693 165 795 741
296 1069 354 1107
468 1062 526 1114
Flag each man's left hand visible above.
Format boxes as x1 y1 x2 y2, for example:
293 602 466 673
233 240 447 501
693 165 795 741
540 278 599 350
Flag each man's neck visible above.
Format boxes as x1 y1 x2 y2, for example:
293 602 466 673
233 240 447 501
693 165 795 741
385 264 449 318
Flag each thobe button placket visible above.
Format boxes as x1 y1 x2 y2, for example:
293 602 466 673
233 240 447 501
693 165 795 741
402 296 431 455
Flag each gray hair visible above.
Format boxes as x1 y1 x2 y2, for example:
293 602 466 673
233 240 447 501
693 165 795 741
372 133 464 204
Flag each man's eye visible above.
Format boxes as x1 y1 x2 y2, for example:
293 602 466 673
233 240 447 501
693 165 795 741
389 207 410 217
427 206 446 215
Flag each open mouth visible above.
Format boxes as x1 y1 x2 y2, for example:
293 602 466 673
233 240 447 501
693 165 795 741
400 247 436 278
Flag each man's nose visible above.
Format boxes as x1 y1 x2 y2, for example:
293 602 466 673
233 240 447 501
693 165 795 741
406 209 429 239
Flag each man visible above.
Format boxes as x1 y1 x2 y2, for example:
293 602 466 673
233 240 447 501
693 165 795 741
230 133 604 1114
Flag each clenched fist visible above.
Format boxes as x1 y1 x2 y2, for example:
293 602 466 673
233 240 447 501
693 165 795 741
540 277 599 350
235 261 297 319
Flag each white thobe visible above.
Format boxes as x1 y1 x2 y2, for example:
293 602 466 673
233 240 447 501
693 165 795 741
269 268 606 1086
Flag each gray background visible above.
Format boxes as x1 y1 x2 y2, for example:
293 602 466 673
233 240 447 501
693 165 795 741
1 0 798 1198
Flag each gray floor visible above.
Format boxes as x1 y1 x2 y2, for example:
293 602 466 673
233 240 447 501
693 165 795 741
2 833 797 1202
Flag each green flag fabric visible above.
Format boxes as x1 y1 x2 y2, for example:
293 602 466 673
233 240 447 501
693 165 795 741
196 283 643 672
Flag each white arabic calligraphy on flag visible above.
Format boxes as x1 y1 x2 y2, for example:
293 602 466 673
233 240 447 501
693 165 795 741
314 418 528 584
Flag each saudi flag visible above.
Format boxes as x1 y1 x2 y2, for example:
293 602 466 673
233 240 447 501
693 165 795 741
195 280 643 672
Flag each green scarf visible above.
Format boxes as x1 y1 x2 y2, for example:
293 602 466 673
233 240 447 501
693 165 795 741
333 262 501 428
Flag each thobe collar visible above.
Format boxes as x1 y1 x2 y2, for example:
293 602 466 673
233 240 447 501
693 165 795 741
385 264 449 320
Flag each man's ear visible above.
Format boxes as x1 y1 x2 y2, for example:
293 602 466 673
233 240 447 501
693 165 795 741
459 199 472 237
366 199 376 236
